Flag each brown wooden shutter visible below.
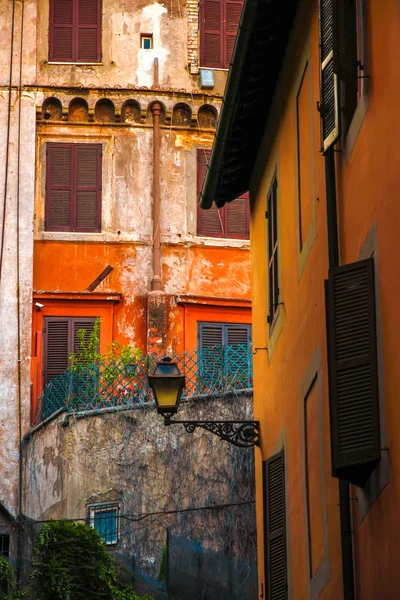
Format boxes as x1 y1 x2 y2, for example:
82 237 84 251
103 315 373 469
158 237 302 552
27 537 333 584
43 318 70 386
46 144 73 231
263 450 287 600
77 0 101 62
325 258 380 486
319 0 339 152
75 145 102 232
197 149 224 237
201 0 223 68
72 318 97 365
225 193 250 239
49 0 74 62
224 0 243 68
333 0 358 91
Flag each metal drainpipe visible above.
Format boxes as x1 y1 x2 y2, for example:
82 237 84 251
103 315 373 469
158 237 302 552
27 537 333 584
150 102 162 291
324 147 355 600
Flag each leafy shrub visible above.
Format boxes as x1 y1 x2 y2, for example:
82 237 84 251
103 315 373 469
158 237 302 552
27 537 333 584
31 521 152 600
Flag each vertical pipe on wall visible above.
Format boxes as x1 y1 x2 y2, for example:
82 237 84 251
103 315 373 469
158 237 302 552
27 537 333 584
151 102 162 292
324 147 355 600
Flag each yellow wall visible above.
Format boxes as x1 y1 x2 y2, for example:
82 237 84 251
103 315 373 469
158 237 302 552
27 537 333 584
248 0 400 597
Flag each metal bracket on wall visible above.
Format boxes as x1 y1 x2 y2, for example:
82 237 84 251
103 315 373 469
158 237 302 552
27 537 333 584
164 418 260 448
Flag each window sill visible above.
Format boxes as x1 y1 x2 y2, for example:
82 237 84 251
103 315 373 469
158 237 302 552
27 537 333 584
199 66 229 72
47 62 103 66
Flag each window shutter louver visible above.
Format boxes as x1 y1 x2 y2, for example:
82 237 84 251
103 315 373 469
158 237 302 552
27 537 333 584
50 0 74 62
319 0 339 152
226 325 250 347
224 0 243 67
75 145 101 232
72 318 97 365
226 194 249 239
263 450 287 600
197 149 224 237
77 0 101 62
200 324 224 349
325 258 381 487
43 318 70 385
201 0 223 68
333 0 358 91
46 145 72 231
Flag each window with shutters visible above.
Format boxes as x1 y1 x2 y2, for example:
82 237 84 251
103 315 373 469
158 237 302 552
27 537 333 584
198 322 251 386
49 0 102 63
263 449 288 600
200 0 244 69
267 174 279 328
325 257 381 487
45 143 102 232
89 504 119 545
43 316 97 387
196 149 249 239
319 0 366 152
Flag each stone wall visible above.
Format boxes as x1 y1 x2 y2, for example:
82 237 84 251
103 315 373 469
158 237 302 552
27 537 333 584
23 392 256 577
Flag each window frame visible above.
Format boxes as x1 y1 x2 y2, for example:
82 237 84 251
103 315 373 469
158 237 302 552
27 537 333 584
89 503 120 546
49 0 102 64
45 142 102 233
267 173 279 329
198 321 252 385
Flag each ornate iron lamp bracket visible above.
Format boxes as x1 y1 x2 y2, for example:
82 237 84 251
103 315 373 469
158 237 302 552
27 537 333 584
164 417 260 448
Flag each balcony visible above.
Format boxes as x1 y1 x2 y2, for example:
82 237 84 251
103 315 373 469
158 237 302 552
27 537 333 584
34 344 253 425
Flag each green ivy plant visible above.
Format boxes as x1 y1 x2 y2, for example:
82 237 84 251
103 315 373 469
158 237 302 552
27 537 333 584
0 555 14 599
30 521 153 600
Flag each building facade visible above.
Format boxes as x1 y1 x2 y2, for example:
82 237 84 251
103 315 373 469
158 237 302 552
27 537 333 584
0 0 253 579
201 0 400 597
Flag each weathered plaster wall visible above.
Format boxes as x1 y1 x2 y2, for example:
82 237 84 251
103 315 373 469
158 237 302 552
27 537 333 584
24 393 256 576
36 0 197 91
0 92 36 515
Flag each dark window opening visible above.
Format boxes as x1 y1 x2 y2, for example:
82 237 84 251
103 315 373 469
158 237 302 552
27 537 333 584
196 149 249 239
0 535 10 596
45 143 102 233
267 174 279 327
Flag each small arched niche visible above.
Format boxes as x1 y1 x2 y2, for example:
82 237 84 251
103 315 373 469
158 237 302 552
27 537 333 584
147 101 166 124
198 104 218 129
95 99 115 123
172 103 192 127
42 97 63 121
68 98 89 122
121 100 141 124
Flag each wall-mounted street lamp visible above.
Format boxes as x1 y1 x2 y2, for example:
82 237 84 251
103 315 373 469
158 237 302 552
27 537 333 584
148 357 260 449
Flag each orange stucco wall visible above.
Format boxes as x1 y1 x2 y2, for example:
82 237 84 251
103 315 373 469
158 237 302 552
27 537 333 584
33 238 251 416
250 0 400 597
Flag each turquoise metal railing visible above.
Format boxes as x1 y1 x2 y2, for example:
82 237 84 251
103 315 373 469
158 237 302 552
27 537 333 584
34 344 253 425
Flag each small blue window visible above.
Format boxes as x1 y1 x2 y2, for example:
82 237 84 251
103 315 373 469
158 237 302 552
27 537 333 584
91 505 119 545
141 35 153 50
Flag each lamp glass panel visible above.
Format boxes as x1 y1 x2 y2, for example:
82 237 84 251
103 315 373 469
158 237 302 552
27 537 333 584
153 378 181 408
